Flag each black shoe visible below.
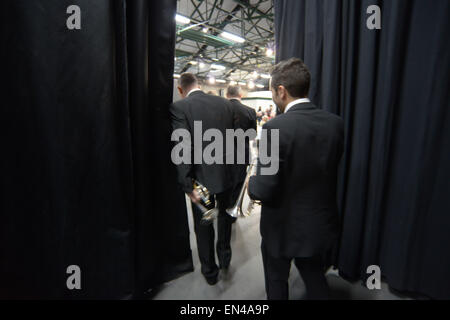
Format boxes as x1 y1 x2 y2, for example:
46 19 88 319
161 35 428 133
205 276 218 286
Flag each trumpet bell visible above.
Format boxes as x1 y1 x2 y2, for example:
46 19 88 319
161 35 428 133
226 162 258 219
226 206 241 218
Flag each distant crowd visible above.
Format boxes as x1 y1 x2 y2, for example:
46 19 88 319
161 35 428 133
256 105 276 126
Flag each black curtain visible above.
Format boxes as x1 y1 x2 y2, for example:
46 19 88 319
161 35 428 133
126 0 193 296
274 0 450 299
0 0 192 299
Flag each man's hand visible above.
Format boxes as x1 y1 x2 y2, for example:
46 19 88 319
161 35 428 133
188 189 201 203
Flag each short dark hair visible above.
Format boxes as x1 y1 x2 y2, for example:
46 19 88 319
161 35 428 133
270 58 310 98
178 73 198 90
226 85 241 98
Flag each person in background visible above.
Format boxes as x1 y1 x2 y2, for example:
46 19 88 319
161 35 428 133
265 106 272 119
226 85 257 223
256 106 263 126
248 58 344 300
269 105 277 119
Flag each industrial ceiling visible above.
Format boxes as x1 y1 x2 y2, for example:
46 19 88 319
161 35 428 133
175 0 275 89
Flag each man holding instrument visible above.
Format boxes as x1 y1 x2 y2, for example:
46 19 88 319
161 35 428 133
170 73 236 285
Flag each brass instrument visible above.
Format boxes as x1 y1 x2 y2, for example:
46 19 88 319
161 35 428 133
226 161 261 218
192 180 219 225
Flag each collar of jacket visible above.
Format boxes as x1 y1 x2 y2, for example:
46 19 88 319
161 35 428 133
286 102 316 113
188 90 204 97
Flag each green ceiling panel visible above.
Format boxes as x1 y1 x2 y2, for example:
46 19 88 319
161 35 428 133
175 49 192 57
177 27 234 48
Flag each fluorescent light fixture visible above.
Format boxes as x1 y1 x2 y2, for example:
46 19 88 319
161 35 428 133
211 64 226 71
238 81 246 86
199 62 206 68
220 31 245 43
260 74 271 79
173 74 180 79
208 76 216 84
189 61 198 65
229 80 237 86
248 81 255 89
256 84 265 88
266 48 274 57
175 14 191 25
216 79 226 84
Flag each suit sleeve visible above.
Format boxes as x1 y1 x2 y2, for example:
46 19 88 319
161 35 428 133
169 102 194 193
248 122 284 204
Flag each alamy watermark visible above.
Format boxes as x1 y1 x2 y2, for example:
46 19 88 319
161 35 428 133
366 265 381 290
171 121 280 175
367 5 381 30
66 265 81 290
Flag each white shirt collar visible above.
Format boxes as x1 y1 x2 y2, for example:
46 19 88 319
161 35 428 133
284 98 311 113
187 88 202 97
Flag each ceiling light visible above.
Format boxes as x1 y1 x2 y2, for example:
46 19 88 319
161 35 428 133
266 48 274 57
216 79 226 84
173 74 180 79
260 74 271 79
202 27 208 33
248 81 255 89
175 14 191 25
189 61 198 65
229 80 237 86
211 64 226 71
256 84 264 88
238 81 246 86
208 76 216 84
199 62 206 68
220 31 245 43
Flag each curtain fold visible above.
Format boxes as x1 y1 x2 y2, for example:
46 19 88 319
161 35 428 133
0 0 192 299
127 0 193 296
274 0 450 299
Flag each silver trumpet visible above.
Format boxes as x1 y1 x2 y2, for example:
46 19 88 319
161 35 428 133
226 161 261 218
192 180 219 225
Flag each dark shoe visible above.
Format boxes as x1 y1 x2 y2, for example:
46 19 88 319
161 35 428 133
220 266 232 281
205 276 218 286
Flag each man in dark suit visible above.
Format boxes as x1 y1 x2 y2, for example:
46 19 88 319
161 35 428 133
248 58 344 299
226 85 257 215
170 73 236 285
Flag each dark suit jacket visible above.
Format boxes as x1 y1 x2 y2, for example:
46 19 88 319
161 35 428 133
229 99 257 185
170 90 236 195
248 102 344 259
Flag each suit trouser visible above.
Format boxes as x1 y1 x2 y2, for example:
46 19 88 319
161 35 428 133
191 189 233 280
261 240 330 300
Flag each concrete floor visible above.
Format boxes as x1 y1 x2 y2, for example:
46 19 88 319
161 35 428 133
153 196 409 300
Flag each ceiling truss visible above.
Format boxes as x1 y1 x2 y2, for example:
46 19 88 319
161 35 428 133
175 0 274 87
